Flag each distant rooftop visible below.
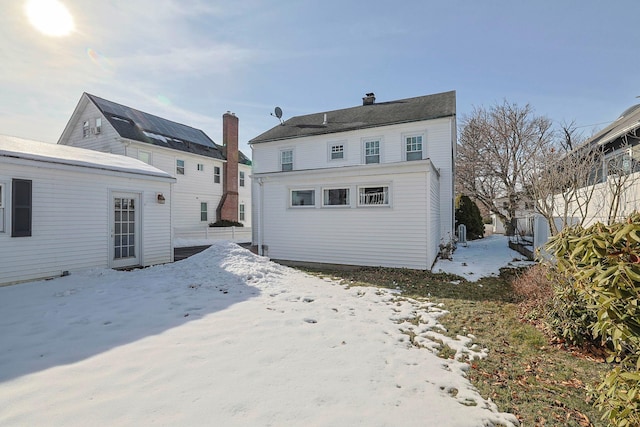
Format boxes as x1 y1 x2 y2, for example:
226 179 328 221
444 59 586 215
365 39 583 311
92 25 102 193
584 103 640 150
86 93 251 165
250 90 456 144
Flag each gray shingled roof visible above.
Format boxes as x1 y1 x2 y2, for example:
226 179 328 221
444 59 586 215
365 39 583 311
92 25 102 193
584 104 640 151
250 90 456 144
87 93 251 165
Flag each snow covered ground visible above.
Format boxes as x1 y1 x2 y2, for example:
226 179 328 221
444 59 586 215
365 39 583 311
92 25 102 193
0 236 524 426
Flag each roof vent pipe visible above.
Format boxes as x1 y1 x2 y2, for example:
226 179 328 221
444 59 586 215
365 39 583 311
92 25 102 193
323 113 327 125
363 93 375 105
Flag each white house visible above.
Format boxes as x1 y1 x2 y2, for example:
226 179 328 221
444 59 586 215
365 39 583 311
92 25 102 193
0 135 175 286
250 91 456 270
57 93 252 235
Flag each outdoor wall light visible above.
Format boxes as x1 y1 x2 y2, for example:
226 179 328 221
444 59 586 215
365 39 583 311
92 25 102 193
157 193 166 204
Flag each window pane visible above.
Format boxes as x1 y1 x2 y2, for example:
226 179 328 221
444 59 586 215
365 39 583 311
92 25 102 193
406 151 422 161
323 188 349 206
292 190 314 206
359 186 389 205
366 154 379 164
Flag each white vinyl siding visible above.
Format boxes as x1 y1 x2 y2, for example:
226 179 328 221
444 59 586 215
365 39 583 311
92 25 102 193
0 158 173 286
255 162 437 269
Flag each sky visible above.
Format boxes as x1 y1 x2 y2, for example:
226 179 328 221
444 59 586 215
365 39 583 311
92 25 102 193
0 237 525 426
1 0 639 158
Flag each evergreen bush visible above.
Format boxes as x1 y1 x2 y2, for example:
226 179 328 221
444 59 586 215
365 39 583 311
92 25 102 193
545 213 640 426
455 195 484 240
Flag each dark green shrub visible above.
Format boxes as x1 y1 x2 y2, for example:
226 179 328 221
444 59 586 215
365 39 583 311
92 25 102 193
545 214 640 426
209 220 244 227
455 195 484 240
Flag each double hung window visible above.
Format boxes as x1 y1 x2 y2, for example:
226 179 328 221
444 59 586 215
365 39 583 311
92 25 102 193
176 159 185 175
405 135 423 161
239 171 245 187
200 202 208 222
281 150 293 171
214 166 221 183
364 140 380 164
330 144 344 160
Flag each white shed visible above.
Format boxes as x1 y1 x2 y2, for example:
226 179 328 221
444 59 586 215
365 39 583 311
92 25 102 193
0 135 176 286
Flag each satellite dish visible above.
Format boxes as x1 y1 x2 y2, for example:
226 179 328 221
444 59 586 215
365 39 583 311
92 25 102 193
271 106 284 125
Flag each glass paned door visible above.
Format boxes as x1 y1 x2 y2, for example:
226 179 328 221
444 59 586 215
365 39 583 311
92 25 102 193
111 193 140 268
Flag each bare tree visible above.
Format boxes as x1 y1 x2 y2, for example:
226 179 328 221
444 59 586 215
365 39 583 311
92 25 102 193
457 101 554 234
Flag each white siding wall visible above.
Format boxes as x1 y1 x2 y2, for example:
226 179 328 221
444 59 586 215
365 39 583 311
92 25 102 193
60 101 124 154
254 162 435 269
0 159 172 286
238 163 252 226
428 163 441 266
60 100 252 230
251 117 454 240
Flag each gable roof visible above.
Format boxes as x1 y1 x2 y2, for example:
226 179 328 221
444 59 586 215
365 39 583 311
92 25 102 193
250 90 456 144
1 135 175 180
584 104 640 150
70 93 251 165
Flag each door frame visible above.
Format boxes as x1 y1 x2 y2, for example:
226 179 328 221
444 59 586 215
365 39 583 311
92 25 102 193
109 191 142 269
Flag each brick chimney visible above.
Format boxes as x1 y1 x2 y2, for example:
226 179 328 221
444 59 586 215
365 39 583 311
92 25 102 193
217 111 239 222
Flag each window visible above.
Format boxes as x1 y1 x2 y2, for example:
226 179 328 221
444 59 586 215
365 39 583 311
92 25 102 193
214 166 221 183
138 151 151 164
95 117 102 134
239 203 245 221
0 183 4 232
364 140 380 164
82 120 90 138
405 135 423 161
281 150 293 171
323 188 350 206
176 159 185 175
200 202 208 222
12 179 32 237
291 189 315 207
197 163 204 171
330 144 344 160
358 186 389 206
239 171 245 187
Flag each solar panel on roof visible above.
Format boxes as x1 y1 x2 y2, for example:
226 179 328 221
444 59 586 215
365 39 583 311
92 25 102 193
91 95 215 148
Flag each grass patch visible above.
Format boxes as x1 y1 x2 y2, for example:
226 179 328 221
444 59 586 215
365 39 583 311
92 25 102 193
298 265 609 427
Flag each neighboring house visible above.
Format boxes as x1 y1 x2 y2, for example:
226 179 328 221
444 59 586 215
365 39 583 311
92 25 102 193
551 104 640 228
490 195 536 234
250 91 456 270
0 135 175 286
57 93 252 232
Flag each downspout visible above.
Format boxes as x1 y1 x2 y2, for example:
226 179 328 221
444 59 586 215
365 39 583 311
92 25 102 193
257 177 264 256
256 178 264 256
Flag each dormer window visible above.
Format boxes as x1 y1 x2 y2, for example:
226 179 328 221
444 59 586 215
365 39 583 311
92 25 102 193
82 120 90 138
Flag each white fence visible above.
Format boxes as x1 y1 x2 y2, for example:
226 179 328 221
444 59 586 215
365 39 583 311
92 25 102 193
174 226 252 246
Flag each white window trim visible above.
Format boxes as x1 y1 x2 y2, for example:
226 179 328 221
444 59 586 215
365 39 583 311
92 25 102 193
357 184 392 207
403 132 425 161
327 141 347 162
362 137 383 164
138 150 152 165
321 187 351 208
280 148 294 171
289 188 316 208
176 159 185 175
